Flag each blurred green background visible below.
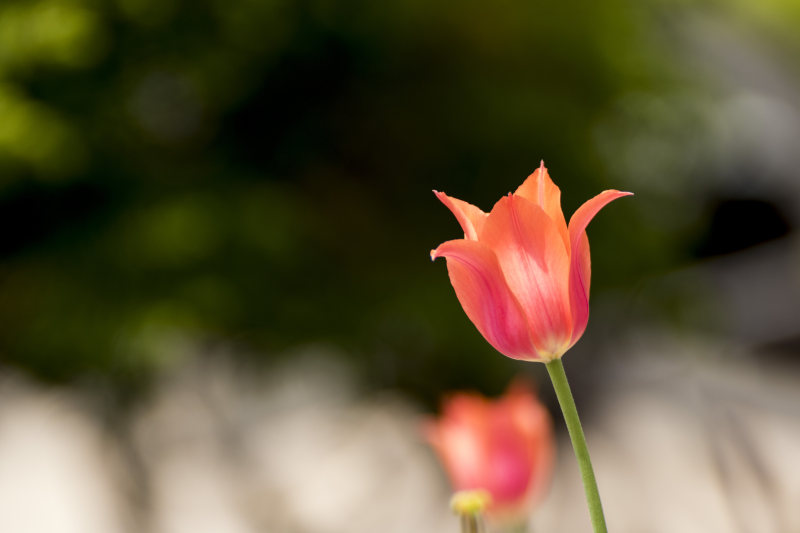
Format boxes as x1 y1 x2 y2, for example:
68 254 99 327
0 0 798 404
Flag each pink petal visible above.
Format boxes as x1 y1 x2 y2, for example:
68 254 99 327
431 239 536 359
481 195 572 359
484 419 534 504
503 381 555 508
434 190 488 241
425 394 490 491
513 162 569 251
567 189 633 346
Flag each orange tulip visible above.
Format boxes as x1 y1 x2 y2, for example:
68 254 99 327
425 381 554 521
431 162 632 362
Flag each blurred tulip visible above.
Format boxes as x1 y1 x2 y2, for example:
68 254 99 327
431 162 632 362
425 381 554 523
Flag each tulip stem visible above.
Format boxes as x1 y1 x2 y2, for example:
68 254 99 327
451 490 489 533
459 514 485 533
545 359 607 533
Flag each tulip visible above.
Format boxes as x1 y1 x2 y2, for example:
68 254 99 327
425 381 554 523
431 162 632 362
431 163 632 532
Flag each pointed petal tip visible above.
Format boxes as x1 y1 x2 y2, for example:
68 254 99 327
432 189 454 205
432 190 450 207
430 248 438 261
591 189 635 203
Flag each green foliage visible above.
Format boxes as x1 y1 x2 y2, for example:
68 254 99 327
0 0 795 395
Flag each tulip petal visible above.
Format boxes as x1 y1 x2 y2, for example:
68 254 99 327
567 189 633 345
481 195 572 359
503 381 555 508
431 239 536 359
434 190 488 241
425 393 490 491
513 162 569 250
486 415 536 504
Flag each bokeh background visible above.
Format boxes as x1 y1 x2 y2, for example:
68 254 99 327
1 0 799 531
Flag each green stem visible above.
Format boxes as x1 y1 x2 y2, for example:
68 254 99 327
459 513 484 533
545 359 607 533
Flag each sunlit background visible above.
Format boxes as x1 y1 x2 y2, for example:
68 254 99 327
1 0 799 531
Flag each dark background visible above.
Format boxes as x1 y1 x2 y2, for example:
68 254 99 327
1 0 798 407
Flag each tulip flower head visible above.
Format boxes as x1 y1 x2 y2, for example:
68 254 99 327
425 381 554 522
431 162 632 362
